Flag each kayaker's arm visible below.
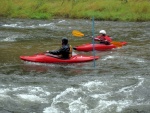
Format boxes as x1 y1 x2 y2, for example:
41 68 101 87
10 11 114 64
46 46 68 55
47 49 62 55
46 44 71 59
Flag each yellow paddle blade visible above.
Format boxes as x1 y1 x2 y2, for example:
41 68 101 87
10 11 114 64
72 30 84 37
111 41 123 47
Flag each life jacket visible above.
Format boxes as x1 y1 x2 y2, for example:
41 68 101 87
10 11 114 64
51 44 72 59
69 45 72 58
96 35 112 42
105 35 112 42
59 44 72 59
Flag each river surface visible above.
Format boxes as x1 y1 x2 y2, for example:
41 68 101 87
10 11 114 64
0 18 150 113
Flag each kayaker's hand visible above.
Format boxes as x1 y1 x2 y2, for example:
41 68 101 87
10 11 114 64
46 50 50 53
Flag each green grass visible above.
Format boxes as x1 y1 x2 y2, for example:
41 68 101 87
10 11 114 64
0 0 150 21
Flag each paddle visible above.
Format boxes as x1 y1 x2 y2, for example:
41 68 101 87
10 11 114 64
72 30 84 37
72 30 123 47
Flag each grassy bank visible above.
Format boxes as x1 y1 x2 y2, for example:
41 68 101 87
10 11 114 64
0 0 150 21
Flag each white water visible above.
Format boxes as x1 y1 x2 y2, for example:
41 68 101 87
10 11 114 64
0 18 150 113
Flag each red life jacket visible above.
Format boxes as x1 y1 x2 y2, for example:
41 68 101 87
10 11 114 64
105 35 112 42
96 35 112 42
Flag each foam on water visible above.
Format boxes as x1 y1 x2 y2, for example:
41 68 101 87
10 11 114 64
43 76 146 113
58 20 66 23
118 76 144 94
102 55 115 61
1 18 150 113
39 23 54 27
0 85 50 104
69 97 88 113
17 94 47 103
2 23 53 28
1 19 63 30
2 24 18 27
54 87 81 103
1 35 19 42
103 54 145 62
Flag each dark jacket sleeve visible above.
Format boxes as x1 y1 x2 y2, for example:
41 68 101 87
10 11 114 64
49 48 63 55
49 45 69 55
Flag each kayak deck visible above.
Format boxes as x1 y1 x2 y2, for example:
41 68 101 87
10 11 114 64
73 43 116 52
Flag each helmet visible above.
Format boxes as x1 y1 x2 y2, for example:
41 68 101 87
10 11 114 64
99 30 106 35
62 37 68 44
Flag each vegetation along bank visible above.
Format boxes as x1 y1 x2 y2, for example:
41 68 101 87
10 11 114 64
0 0 150 21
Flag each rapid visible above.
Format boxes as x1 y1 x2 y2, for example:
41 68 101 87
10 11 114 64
0 18 150 113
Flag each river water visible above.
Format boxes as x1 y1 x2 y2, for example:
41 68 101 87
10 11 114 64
0 18 150 113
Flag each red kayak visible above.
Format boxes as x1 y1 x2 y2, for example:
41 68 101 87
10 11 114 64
73 42 127 52
20 53 99 63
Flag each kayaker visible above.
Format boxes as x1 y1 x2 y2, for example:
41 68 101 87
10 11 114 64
46 37 72 59
95 30 112 45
